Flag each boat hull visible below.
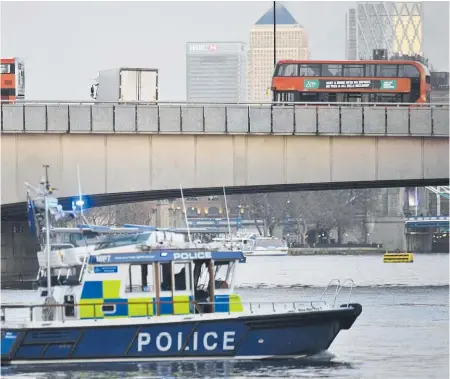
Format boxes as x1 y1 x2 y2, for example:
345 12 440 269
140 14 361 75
1 304 362 365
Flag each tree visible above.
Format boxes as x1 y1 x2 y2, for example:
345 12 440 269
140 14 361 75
235 192 294 236
114 202 157 226
290 189 382 243
83 206 117 226
76 201 157 227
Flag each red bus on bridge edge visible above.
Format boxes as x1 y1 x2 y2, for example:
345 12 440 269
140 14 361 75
271 60 431 104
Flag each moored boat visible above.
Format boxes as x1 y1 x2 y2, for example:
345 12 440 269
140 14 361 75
243 236 289 257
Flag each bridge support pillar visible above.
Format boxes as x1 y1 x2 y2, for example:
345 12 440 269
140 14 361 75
369 216 407 251
367 188 407 250
1 221 39 282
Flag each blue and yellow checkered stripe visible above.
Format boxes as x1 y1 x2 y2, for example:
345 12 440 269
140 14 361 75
79 280 243 319
214 294 244 313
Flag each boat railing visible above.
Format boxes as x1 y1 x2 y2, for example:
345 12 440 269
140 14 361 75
0 298 333 324
319 278 355 307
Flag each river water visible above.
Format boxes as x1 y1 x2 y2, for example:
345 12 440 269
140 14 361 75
1 254 449 379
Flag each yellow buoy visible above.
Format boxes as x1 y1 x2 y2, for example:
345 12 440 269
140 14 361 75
383 251 414 263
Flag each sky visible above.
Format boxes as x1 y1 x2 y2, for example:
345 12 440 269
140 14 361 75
1 1 449 101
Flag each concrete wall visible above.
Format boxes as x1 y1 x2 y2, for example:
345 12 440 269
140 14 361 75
2 133 448 205
1 221 39 281
2 103 449 135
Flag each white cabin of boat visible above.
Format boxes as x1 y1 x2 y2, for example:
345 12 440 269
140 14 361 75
33 230 246 322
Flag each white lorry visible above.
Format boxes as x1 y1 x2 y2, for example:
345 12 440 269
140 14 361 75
91 67 159 102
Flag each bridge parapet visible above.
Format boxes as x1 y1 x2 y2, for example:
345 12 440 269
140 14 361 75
1 102 448 136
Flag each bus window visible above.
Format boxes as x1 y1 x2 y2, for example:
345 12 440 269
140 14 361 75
322 64 342 76
343 64 364 77
299 64 321 76
365 64 376 77
275 91 297 102
378 64 398 77
298 92 319 102
398 64 420 78
278 64 298 76
1 64 11 74
377 93 403 103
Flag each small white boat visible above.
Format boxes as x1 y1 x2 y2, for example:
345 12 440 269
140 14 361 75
204 234 289 257
243 236 289 257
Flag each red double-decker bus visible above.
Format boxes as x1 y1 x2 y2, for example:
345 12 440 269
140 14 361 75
1 57 25 103
271 60 431 104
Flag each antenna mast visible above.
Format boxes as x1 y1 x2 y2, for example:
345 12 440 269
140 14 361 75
180 185 192 243
223 186 232 248
42 165 52 301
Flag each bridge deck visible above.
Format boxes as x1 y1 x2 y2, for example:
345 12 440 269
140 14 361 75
1 102 449 136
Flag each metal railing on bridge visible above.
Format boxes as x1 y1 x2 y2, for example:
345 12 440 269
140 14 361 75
1 101 448 136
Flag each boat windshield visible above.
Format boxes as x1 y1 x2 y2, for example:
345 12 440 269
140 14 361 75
95 232 151 250
254 238 285 248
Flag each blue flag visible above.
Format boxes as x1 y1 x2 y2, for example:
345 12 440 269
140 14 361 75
26 192 36 236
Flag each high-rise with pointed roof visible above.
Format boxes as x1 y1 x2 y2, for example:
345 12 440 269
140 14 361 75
248 3 309 101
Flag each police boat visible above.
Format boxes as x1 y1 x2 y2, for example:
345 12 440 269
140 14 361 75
1 176 362 365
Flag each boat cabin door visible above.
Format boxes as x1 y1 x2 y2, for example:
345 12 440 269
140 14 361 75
193 259 237 314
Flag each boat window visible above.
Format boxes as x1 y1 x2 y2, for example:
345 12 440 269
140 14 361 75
173 262 191 291
160 263 172 292
95 233 151 250
64 295 75 317
102 305 116 313
127 263 155 292
193 260 210 291
214 261 235 289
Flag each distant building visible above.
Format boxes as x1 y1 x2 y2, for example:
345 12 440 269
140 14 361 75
247 3 309 101
346 2 423 60
186 42 246 102
430 71 449 103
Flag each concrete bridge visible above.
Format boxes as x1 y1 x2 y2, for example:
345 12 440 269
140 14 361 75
1 102 449 214
2 102 448 284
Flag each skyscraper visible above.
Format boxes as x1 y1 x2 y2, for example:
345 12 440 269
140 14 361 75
247 3 309 101
186 42 246 102
346 2 423 60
